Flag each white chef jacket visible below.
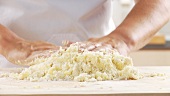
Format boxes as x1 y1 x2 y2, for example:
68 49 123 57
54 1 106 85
0 0 115 67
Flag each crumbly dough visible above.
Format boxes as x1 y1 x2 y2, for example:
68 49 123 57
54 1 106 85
10 43 140 82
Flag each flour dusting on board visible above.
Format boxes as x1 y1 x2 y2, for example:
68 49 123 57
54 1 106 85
1 43 141 82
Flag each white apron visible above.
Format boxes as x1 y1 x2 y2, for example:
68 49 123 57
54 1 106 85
0 0 115 67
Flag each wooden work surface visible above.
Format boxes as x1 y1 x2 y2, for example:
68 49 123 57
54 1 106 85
0 66 170 96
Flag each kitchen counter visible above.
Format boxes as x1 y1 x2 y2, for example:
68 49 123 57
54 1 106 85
0 66 170 96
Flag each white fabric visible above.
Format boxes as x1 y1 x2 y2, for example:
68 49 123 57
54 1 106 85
0 0 115 67
0 0 115 45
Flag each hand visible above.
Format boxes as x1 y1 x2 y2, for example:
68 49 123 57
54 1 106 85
63 35 130 56
87 36 130 55
2 39 59 66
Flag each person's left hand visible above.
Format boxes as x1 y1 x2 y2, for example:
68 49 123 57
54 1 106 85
63 35 130 56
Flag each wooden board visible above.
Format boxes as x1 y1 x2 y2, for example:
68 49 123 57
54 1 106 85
0 66 170 96
148 34 166 45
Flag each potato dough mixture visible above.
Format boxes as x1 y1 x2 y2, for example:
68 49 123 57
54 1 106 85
9 43 140 82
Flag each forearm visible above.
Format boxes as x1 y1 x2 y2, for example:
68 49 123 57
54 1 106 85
108 0 170 53
0 24 23 55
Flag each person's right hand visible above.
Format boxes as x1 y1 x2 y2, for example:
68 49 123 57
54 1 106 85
2 39 59 66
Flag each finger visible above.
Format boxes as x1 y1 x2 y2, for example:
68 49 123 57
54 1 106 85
20 50 54 66
62 40 74 47
86 43 104 51
92 45 113 52
32 41 57 47
31 45 59 51
87 45 96 51
30 51 52 58
30 41 59 50
78 42 97 51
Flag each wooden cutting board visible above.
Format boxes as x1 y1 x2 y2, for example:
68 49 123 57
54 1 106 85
148 34 166 45
0 66 170 96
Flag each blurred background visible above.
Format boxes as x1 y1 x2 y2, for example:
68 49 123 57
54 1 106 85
112 0 170 66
